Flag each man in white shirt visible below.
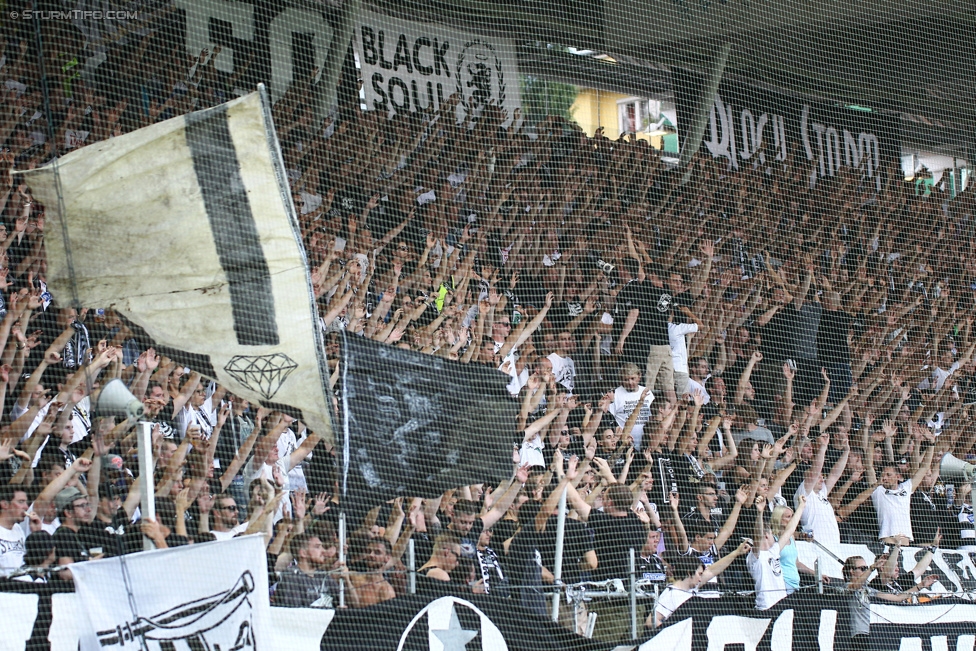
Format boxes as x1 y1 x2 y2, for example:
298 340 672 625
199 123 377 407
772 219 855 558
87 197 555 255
686 357 711 404
209 493 248 541
669 321 699 397
869 445 935 544
178 381 219 440
608 363 654 450
547 331 577 393
0 486 30 574
794 431 849 546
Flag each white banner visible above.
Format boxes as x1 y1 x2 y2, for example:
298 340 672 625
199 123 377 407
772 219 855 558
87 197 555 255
355 10 521 125
19 89 335 442
68 536 271 651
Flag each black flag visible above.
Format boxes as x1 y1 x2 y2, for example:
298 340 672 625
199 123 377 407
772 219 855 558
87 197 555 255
339 333 518 508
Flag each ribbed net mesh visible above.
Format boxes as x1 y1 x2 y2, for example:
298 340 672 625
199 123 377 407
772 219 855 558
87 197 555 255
0 1 974 650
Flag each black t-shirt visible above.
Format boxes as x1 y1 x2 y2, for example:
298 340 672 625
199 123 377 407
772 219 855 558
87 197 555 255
910 490 949 545
839 479 879 544
614 281 673 353
667 453 709 512
682 507 726 537
476 546 510 597
760 304 799 362
539 516 595 585
638 553 667 583
586 510 647 581
817 308 853 366
80 508 131 557
53 526 90 563
450 518 484 560
508 501 547 615
671 291 696 325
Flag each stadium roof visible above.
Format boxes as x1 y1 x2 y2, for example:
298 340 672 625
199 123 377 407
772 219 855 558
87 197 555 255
368 0 976 156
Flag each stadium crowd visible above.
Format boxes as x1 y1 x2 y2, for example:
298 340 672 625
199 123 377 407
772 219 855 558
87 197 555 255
1 23 976 644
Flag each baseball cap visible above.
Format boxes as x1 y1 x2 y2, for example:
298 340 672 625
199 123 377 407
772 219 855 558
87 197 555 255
54 487 86 513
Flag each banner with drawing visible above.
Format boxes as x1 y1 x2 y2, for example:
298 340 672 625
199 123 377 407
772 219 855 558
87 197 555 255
67 536 271 651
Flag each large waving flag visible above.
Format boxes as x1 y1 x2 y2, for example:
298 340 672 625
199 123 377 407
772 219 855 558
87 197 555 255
19 88 334 441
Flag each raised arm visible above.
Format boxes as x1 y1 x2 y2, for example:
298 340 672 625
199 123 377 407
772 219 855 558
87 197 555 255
803 430 830 494
715 485 749 549
777 494 806 551
702 540 752 583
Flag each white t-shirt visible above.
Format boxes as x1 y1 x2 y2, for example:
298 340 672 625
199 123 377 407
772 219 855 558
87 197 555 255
747 547 787 610
178 383 217 440
795 482 840 546
655 585 695 624
872 479 913 541
519 433 546 468
0 523 27 573
70 396 93 443
547 353 576 392
211 522 248 541
609 386 654 450
276 428 308 492
668 322 699 374
18 505 59 538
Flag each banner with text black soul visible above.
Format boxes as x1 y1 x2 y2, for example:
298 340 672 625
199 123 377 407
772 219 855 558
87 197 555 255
671 69 900 191
354 10 522 126
338 332 519 513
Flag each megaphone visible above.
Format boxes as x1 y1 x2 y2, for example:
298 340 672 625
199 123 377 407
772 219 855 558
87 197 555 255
940 453 976 484
95 378 145 420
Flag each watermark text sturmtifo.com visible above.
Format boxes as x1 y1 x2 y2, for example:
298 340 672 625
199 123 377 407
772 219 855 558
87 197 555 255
10 10 140 21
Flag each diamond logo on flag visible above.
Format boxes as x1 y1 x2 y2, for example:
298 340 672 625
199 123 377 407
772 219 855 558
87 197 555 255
224 353 298 400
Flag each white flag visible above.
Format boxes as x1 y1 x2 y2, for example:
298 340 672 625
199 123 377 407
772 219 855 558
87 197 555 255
20 88 334 442
68 536 271 651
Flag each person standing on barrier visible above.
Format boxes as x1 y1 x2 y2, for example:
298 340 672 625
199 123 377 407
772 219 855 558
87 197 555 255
866 423 936 545
844 554 938 651
565 477 647 641
649 540 752 628
795 429 848 546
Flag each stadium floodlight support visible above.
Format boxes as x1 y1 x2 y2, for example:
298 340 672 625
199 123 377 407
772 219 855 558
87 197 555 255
677 42 731 184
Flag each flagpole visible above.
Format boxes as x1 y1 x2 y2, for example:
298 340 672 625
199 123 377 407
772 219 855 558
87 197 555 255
339 332 351 608
338 511 346 608
550 486 567 622
137 422 155 551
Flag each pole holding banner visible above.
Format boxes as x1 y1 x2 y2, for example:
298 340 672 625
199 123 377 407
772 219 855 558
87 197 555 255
316 0 362 121
137 421 155 552
677 42 731 183
551 487 567 622
629 548 638 640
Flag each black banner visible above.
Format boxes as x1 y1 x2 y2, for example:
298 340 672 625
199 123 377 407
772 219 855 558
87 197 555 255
648 591 849 650
672 69 901 191
321 590 610 651
338 333 518 508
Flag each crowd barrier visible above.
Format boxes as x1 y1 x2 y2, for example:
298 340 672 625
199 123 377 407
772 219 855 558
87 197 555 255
3 542 976 650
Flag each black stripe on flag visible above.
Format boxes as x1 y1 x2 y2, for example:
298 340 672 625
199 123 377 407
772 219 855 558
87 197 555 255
185 105 279 346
